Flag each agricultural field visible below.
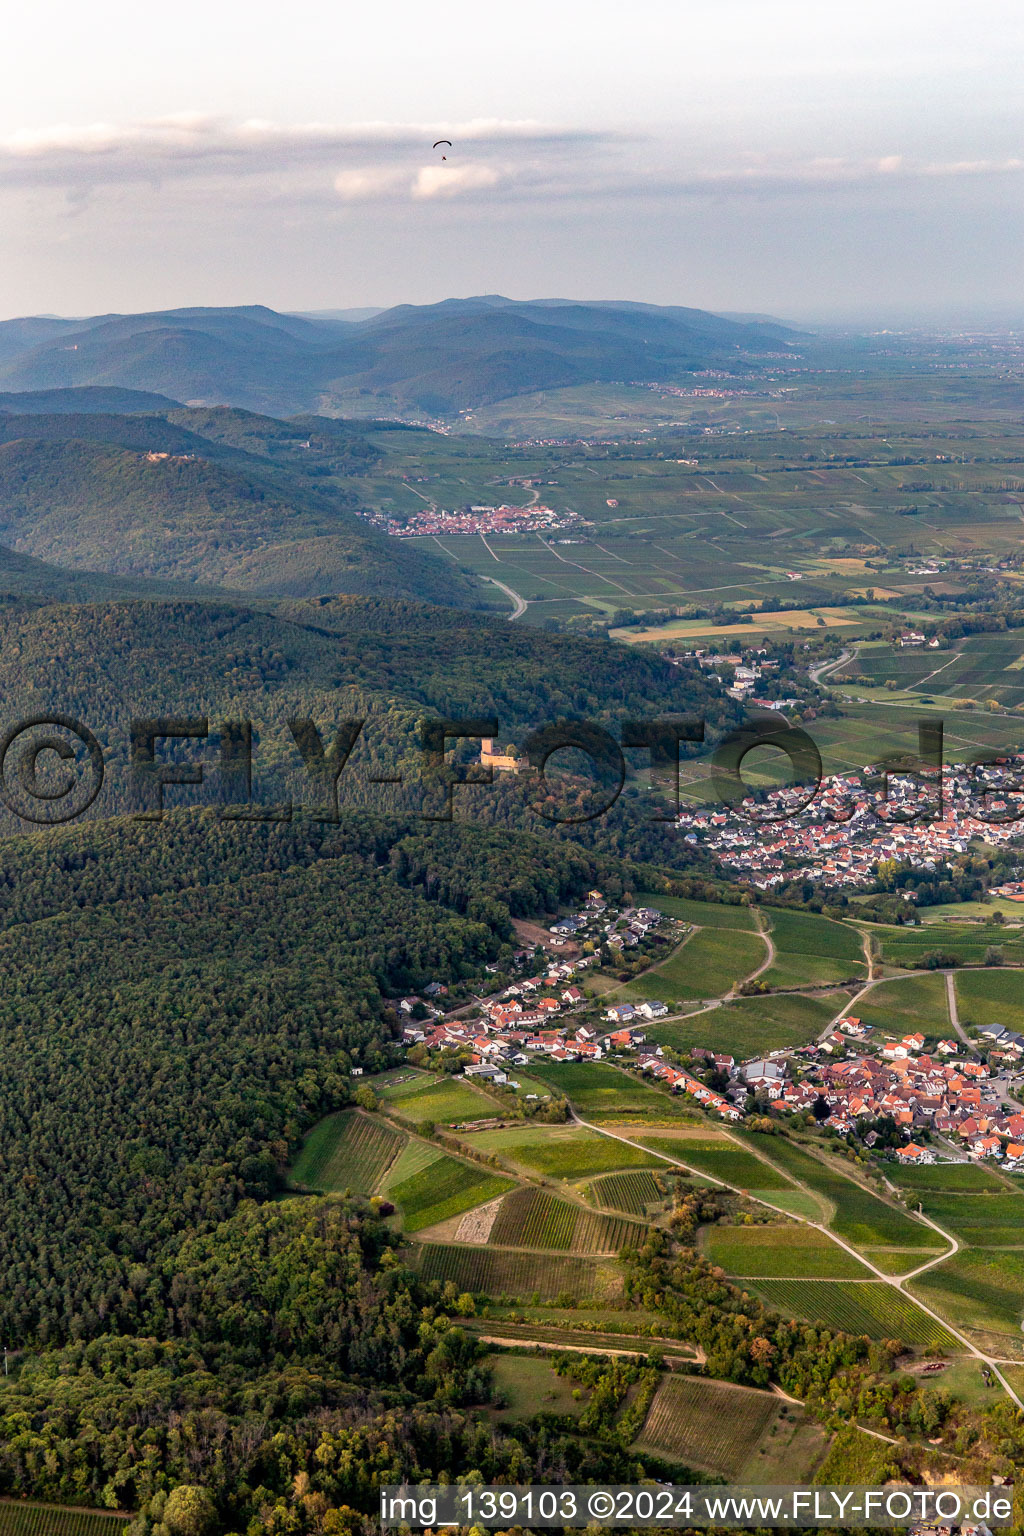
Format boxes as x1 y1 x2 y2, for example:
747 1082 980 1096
909 1249 1024 1339
0 1508 127 1536
700 1224 873 1278
588 1169 666 1215
378 1075 499 1124
490 1186 646 1254
854 974 950 1033
413 1243 606 1301
649 992 844 1059
467 1124 664 1178
633 1375 780 1477
955 968 1024 1029
618 925 767 1002
287 1110 404 1194
738 1134 943 1251
389 1154 513 1233
635 1134 796 1194
891 1162 1006 1194
633 893 758 929
526 1059 688 1121
906 1189 1024 1248
761 908 867 989
753 1280 958 1347
873 925 1024 971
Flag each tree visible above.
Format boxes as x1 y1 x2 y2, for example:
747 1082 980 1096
164 1486 216 1536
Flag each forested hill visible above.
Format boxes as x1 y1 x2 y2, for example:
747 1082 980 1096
0 809 635 1348
0 437 474 603
0 298 803 415
0 594 739 839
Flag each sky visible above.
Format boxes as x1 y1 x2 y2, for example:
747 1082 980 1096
1 0 1023 321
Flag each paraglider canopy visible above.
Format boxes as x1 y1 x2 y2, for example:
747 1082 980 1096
432 139 452 148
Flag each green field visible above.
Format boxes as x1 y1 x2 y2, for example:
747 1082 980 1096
414 1243 606 1301
955 968 1024 1029
854 974 950 1033
0 1508 127 1536
636 1134 796 1193
490 1186 645 1254
633 1375 779 1476
908 1189 1024 1248
589 1169 665 1215
618 926 767 1002
527 1060 687 1121
287 1109 404 1194
753 1280 958 1347
380 1075 499 1124
468 1124 664 1178
390 1154 513 1232
891 1162 1006 1193
873 926 1024 971
489 1354 588 1420
634 893 757 929
910 1249 1024 1338
738 1134 943 1251
649 992 843 1059
761 908 867 989
701 1224 873 1278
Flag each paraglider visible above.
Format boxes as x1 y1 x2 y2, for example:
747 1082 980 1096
432 139 452 160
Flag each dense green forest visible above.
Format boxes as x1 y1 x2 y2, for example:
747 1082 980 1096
0 595 737 864
0 439 471 603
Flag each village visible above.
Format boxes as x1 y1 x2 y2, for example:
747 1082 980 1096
394 893 1024 1172
680 757 1024 890
364 501 586 538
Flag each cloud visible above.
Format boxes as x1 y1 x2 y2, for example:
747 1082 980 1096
411 164 502 199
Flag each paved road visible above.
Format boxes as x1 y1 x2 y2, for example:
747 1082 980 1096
485 575 528 620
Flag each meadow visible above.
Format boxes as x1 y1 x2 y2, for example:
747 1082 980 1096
413 1243 606 1301
761 908 866 989
873 926 1024 970
633 1376 780 1477
633 892 757 929
389 1155 513 1233
379 1075 499 1124
891 1162 1006 1193
701 1224 873 1278
753 1280 958 1348
489 1355 588 1420
287 1110 404 1195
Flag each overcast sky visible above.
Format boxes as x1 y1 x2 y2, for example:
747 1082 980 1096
2 0 1022 321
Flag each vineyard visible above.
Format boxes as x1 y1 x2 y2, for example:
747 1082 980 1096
0 1505 127 1536
701 1224 871 1279
287 1110 404 1194
390 1155 513 1232
589 1170 665 1215
754 1280 959 1347
490 1187 645 1254
633 1376 779 1476
638 1135 794 1192
413 1242 604 1300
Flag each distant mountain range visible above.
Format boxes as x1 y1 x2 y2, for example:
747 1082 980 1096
0 296 805 417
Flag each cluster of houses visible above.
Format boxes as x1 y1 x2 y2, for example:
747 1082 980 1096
377 503 582 538
779 1015 1024 1164
635 1049 742 1119
680 758 1024 890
